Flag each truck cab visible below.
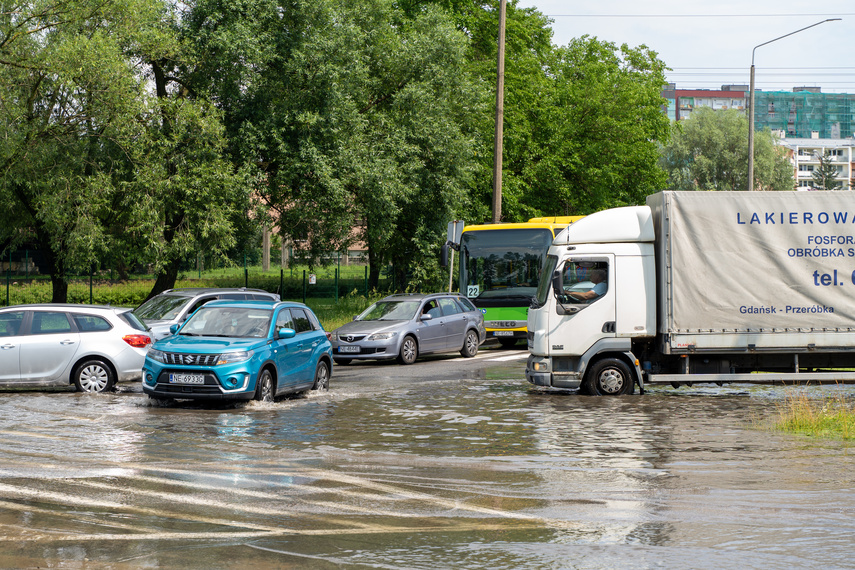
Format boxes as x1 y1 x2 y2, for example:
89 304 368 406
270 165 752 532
526 206 656 395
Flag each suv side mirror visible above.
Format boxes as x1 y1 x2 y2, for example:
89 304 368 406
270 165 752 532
169 324 180 335
276 327 296 340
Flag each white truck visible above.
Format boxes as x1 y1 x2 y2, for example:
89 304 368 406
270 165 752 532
525 190 855 395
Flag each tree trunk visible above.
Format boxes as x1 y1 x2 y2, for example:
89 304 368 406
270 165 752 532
146 256 181 301
367 245 381 290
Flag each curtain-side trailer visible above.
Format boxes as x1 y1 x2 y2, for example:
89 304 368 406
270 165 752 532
526 191 855 395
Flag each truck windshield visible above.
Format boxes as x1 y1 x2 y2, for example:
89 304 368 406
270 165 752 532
533 255 558 308
460 228 554 301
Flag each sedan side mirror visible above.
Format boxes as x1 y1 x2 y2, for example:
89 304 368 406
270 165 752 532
276 327 296 340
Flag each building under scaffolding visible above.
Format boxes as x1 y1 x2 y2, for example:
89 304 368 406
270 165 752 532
662 84 855 140
755 90 855 139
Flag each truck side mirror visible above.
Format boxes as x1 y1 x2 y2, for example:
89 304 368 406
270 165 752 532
551 270 563 298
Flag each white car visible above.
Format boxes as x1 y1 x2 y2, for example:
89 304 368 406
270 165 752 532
0 304 152 392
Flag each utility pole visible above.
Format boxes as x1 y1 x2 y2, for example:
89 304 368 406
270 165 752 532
491 0 506 223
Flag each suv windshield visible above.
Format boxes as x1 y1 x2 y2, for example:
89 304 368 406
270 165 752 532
181 307 272 338
357 301 420 321
134 295 189 321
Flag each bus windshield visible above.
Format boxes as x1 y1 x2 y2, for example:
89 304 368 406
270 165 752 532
459 228 554 301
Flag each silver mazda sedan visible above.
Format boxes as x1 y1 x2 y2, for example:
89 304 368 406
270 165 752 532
331 293 486 365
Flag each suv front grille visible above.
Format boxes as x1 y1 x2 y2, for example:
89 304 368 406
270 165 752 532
162 352 218 366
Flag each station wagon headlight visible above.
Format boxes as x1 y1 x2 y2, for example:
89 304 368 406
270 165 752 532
367 332 397 341
148 349 166 363
216 350 254 365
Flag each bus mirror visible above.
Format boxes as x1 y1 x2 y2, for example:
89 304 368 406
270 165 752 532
440 243 449 268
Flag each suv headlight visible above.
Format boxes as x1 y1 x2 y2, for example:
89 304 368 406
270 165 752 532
148 349 166 363
216 350 254 365
367 332 397 341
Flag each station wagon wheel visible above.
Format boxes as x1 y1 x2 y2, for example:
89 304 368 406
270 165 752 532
582 358 635 396
312 360 330 391
460 330 479 358
397 335 418 365
73 359 115 393
254 369 275 402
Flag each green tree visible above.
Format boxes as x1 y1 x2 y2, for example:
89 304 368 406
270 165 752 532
400 4 672 219
128 2 254 299
0 0 153 301
521 36 671 215
811 149 842 190
183 0 484 290
660 107 794 191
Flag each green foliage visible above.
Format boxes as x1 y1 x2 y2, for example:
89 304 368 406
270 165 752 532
184 0 485 292
660 107 794 191
0 0 155 300
515 36 671 216
1 0 684 301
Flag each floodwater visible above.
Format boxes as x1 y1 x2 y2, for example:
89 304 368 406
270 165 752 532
0 358 853 569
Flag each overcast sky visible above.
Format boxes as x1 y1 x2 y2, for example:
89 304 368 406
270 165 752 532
515 0 855 93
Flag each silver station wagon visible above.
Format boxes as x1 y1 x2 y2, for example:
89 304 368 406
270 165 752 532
331 293 486 365
0 304 152 392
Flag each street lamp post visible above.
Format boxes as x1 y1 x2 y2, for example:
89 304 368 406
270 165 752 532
747 18 841 191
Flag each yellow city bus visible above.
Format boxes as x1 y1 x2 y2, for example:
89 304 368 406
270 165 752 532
458 216 584 348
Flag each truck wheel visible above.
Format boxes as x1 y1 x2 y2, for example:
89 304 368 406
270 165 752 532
582 358 635 396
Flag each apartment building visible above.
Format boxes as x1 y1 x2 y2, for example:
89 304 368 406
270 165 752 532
776 138 854 190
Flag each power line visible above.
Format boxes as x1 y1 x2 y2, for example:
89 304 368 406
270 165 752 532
543 13 855 18
671 67 855 71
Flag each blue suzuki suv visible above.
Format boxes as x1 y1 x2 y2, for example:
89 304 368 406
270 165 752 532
142 300 332 402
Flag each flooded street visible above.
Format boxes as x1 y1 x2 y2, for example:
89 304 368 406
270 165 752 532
0 350 853 569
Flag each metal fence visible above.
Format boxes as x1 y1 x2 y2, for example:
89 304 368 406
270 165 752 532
1 250 395 307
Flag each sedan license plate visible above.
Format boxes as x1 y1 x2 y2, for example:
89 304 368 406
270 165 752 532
339 345 361 353
169 373 205 384
493 331 514 337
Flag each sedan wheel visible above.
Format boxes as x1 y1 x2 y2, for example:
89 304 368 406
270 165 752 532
73 360 115 393
460 330 479 358
397 336 418 365
254 369 275 402
313 360 330 391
